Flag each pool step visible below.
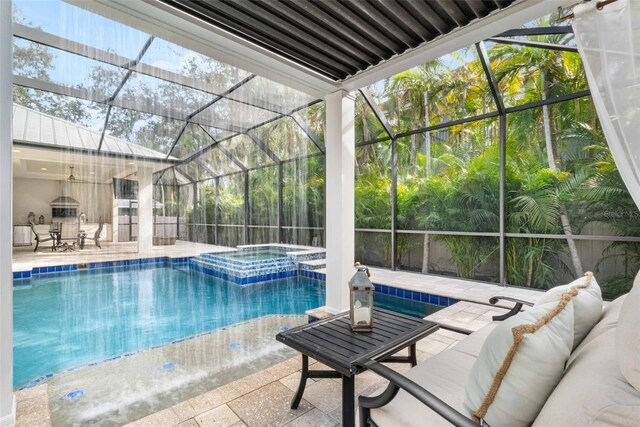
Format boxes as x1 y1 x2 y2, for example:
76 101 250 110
299 259 326 271
287 250 326 262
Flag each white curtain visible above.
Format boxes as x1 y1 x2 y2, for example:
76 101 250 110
572 0 640 209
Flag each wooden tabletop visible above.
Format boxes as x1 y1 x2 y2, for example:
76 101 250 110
276 308 438 376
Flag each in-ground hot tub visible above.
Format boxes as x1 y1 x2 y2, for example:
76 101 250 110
190 245 326 285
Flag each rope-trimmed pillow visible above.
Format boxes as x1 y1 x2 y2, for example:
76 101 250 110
462 275 593 426
536 272 602 349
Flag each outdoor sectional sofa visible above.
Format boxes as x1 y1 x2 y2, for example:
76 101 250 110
358 271 640 426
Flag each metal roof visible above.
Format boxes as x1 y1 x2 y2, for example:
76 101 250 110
12 104 173 161
157 0 518 82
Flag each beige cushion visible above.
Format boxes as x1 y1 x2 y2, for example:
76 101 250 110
616 270 640 392
568 295 626 366
369 348 476 427
534 327 640 427
451 322 498 358
463 301 574 427
536 272 603 349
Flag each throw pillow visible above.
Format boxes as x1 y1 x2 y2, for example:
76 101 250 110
535 271 602 349
463 298 575 427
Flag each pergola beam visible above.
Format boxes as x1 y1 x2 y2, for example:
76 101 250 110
487 37 578 53
495 26 573 37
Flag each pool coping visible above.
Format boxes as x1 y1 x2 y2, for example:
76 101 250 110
12 256 190 280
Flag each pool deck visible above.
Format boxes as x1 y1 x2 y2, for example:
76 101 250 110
11 240 233 273
12 239 546 426
16 328 470 427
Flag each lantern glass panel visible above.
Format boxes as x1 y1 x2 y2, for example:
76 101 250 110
351 289 373 330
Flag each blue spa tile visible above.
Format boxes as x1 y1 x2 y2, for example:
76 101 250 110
60 389 85 401
412 291 421 301
161 362 177 371
438 296 449 306
429 294 438 305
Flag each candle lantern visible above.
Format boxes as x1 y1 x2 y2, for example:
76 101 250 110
348 262 374 331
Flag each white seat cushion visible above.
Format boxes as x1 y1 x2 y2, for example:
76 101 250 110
450 322 498 358
568 294 626 367
535 272 603 349
616 270 640 392
369 348 476 427
463 301 574 427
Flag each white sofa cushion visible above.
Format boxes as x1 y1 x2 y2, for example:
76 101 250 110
462 300 574 427
534 326 640 426
535 271 602 349
369 346 477 427
616 270 640 392
568 294 626 366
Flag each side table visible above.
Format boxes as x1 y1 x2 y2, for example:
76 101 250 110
276 308 438 427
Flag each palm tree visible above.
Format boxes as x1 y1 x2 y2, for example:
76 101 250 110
490 33 586 278
383 59 449 273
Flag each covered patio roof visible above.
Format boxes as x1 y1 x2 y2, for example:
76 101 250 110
154 0 520 81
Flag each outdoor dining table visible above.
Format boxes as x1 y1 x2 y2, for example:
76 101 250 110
276 308 439 427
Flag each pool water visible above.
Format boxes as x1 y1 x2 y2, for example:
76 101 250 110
216 248 289 261
375 293 442 318
13 266 324 388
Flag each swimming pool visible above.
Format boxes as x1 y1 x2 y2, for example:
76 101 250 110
13 265 325 388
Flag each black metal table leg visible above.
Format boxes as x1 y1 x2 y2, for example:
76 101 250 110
290 355 309 409
409 343 417 366
342 374 355 427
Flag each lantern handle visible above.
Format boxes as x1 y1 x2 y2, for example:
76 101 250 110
354 262 371 277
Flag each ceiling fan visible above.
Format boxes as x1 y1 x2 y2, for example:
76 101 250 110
66 166 96 184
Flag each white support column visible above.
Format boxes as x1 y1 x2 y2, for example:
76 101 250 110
324 90 355 314
137 166 153 254
112 199 119 243
0 0 15 425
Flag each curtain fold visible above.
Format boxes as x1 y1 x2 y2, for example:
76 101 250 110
572 0 640 209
